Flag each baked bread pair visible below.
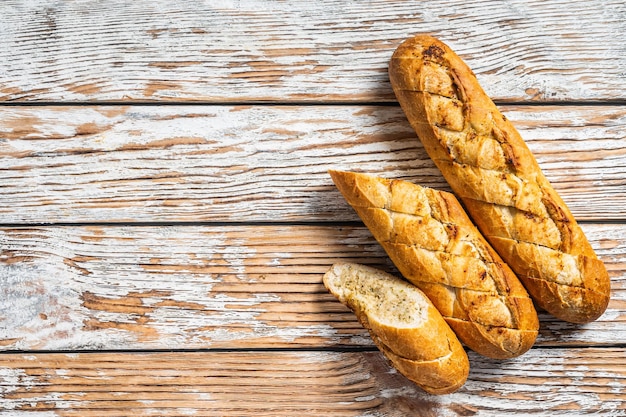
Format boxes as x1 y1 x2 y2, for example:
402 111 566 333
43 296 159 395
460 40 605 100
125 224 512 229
325 170 539 394
323 35 610 394
324 167 539 394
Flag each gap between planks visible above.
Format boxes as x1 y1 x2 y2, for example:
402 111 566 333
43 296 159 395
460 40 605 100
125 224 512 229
3 343 626 356
0 218 619 228
1 100 626 107
0 220 365 229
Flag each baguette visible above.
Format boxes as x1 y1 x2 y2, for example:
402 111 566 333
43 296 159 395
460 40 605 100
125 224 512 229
388 35 610 323
323 262 469 394
329 170 538 359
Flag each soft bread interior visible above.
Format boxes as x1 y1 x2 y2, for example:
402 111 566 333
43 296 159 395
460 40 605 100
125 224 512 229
323 263 429 329
323 263 462 362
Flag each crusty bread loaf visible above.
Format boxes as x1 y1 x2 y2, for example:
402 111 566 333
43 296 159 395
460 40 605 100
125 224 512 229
388 35 610 323
329 170 538 359
323 262 469 394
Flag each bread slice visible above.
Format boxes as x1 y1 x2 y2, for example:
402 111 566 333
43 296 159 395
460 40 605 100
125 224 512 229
329 170 539 359
323 262 469 394
388 34 610 323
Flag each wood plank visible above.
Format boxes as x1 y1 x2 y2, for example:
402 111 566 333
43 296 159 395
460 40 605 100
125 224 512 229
1 104 624 224
1 0 625 103
1 224 624 351
0 348 624 416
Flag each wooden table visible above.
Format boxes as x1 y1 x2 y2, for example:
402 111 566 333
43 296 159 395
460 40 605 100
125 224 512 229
1 1 625 415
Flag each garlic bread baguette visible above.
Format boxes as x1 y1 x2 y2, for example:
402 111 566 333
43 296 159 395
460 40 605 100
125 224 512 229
388 35 610 323
323 262 469 394
329 170 538 359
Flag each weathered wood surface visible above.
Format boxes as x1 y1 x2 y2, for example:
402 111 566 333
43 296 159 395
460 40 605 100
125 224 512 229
0 224 624 351
2 0 626 415
1 0 625 103
1 105 624 224
1 349 625 416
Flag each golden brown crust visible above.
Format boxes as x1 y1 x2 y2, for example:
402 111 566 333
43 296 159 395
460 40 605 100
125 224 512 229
329 170 539 359
389 35 611 323
322 262 469 394
489 236 611 323
378 335 469 395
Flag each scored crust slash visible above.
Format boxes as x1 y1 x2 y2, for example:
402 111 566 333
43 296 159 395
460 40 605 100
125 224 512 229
323 34 610 394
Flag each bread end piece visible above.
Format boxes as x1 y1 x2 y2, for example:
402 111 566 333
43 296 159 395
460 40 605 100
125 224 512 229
323 263 469 394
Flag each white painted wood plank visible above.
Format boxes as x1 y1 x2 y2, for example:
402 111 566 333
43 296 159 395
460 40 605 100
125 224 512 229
1 105 624 223
0 349 624 416
0 0 624 102
0 224 623 351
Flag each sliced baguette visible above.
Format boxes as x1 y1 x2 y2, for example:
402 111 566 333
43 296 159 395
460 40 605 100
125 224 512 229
329 170 539 359
323 262 469 394
388 34 610 323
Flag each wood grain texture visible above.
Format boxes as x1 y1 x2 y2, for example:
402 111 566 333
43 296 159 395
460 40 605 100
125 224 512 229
1 224 623 351
1 349 624 416
1 105 624 224
1 0 625 103
2 1 625 414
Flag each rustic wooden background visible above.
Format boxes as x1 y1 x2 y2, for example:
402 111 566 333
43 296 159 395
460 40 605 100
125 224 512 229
1 0 625 415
